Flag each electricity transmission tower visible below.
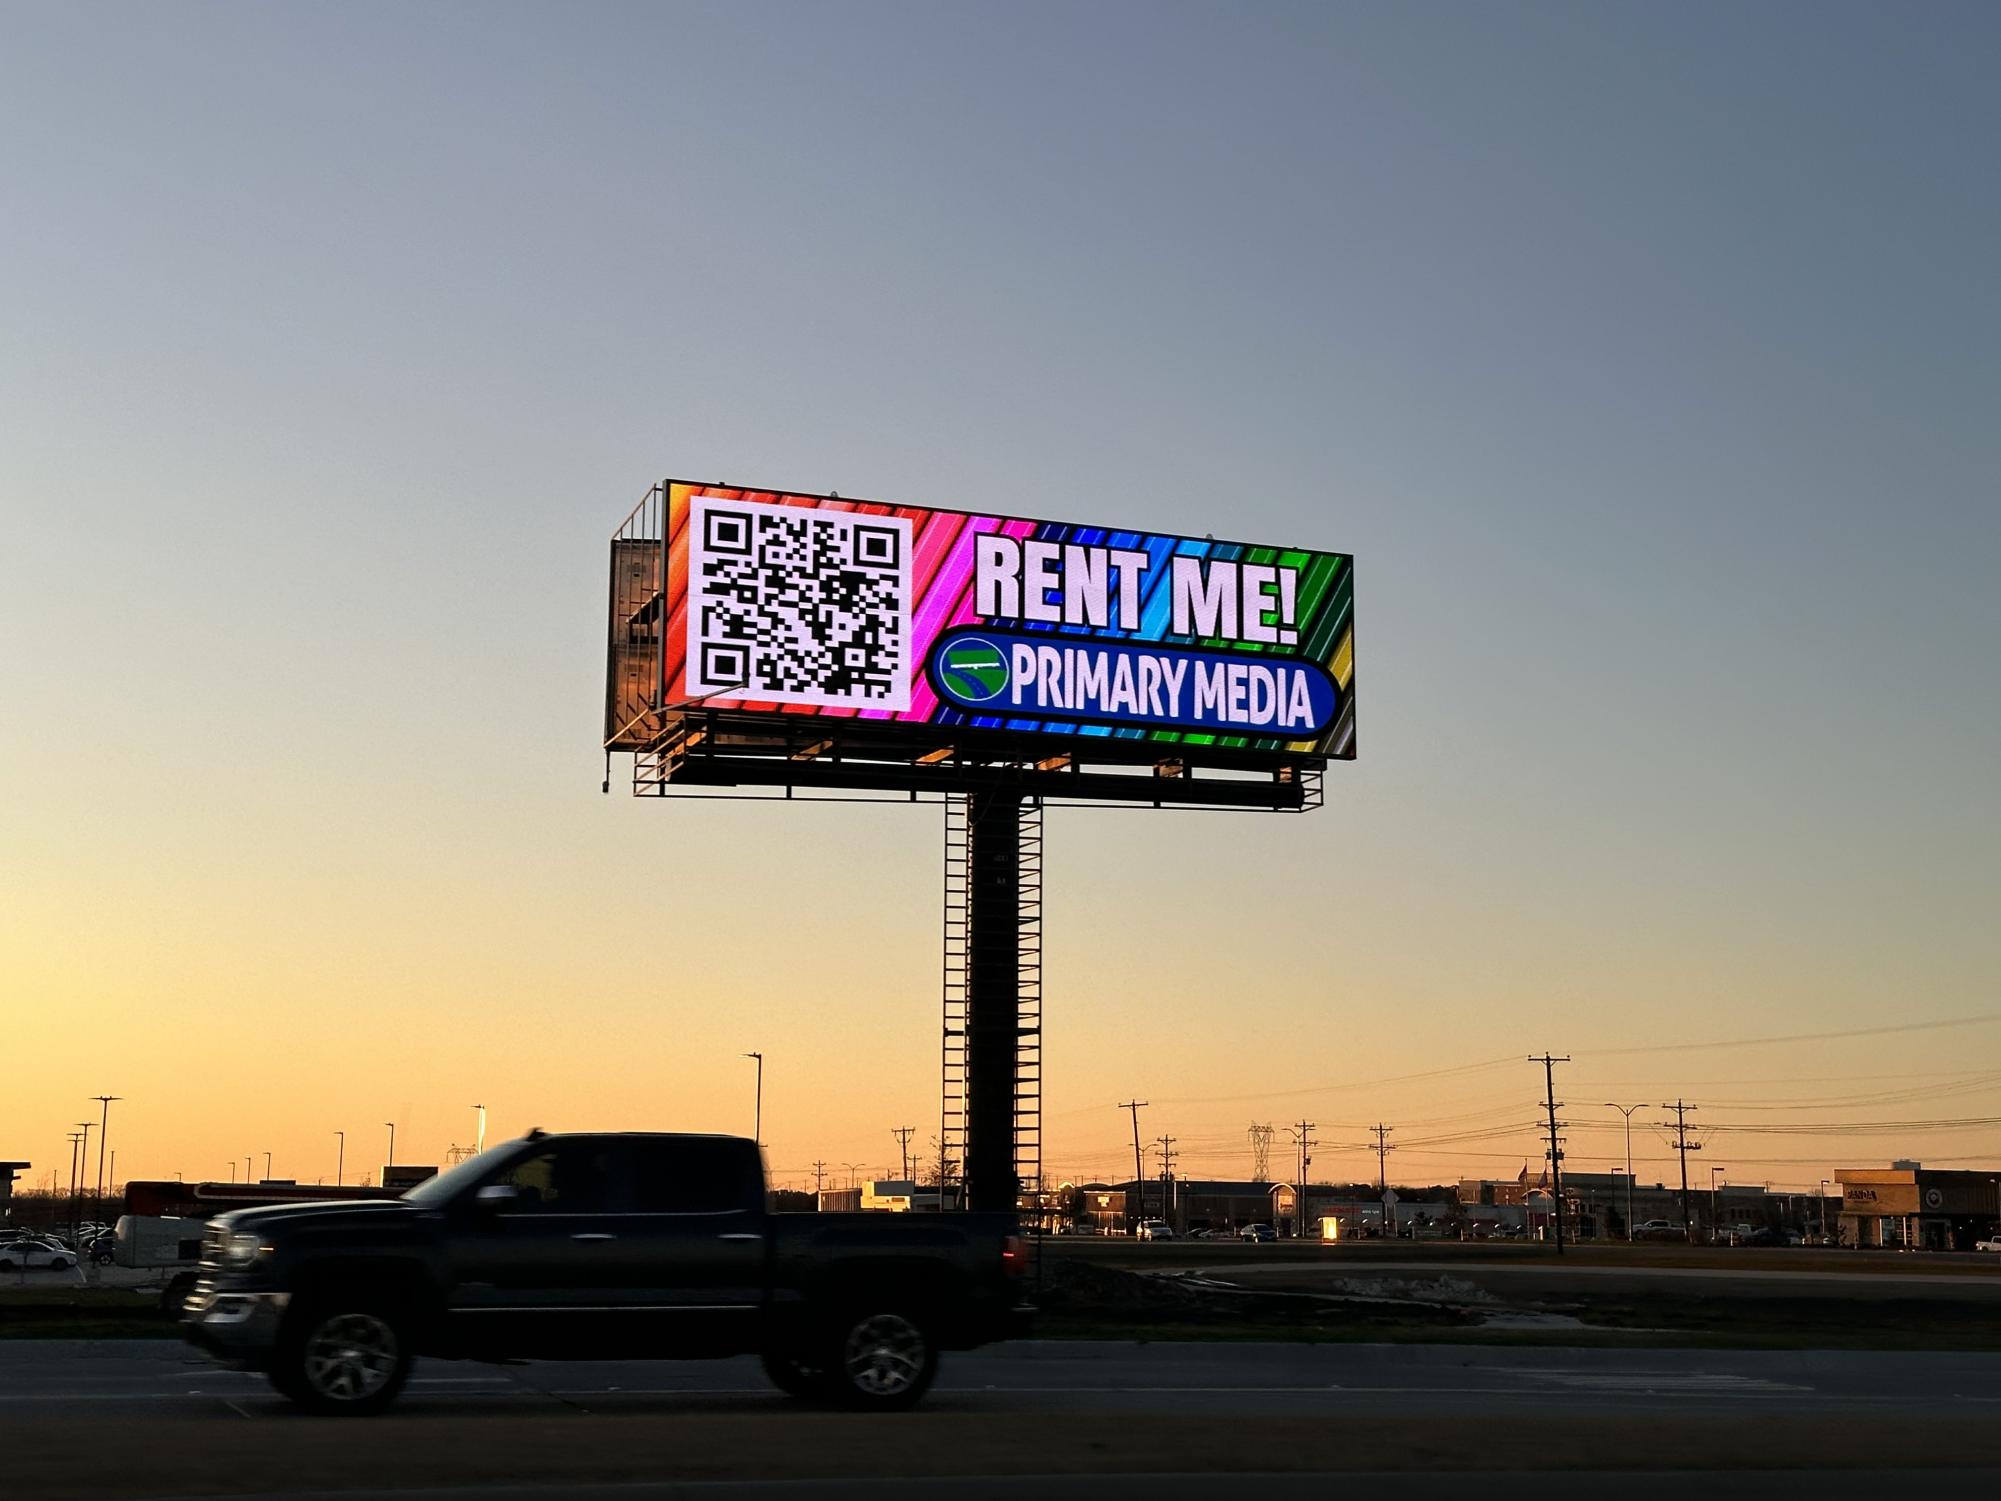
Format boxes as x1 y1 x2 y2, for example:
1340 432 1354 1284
1248 1122 1273 1183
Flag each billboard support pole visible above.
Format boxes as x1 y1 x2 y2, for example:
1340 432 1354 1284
963 789 1024 1215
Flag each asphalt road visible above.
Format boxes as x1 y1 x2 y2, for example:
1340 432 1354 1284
4 1339 2001 1498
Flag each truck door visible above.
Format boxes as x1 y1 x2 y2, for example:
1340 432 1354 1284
605 1136 767 1355
440 1136 627 1357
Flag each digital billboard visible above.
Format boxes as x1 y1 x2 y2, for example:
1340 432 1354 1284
625 480 1354 759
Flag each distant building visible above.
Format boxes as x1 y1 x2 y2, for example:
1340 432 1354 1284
0 1162 28 1223
815 1180 956 1214
1837 1165 2001 1251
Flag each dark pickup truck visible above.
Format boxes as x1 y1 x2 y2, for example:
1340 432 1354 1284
183 1130 1028 1413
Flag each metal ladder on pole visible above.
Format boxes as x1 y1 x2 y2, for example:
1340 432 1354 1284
942 794 1043 1214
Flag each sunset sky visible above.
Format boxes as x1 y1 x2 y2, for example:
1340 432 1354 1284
4 3 1997 1202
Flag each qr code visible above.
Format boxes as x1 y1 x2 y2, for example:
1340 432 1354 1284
686 498 913 711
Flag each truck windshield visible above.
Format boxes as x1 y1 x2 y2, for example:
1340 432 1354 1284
400 1142 519 1207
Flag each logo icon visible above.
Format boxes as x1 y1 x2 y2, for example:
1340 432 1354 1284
939 637 1009 702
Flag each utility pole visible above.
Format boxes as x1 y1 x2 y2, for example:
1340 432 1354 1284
65 1136 84 1248
335 1131 345 1187
1370 1124 1395 1236
1154 1135 1177 1229
76 1121 93 1231
891 1126 916 1183
1119 1101 1147 1230
1529 1056 1569 1254
810 1160 827 1199
1658 1100 1700 1244
1286 1120 1316 1238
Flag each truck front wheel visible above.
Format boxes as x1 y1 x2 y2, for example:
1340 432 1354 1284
273 1299 412 1414
822 1307 937 1410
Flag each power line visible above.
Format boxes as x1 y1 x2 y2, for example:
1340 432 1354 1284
1594 1012 2001 1057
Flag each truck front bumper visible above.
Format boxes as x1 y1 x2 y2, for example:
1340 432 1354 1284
181 1281 289 1369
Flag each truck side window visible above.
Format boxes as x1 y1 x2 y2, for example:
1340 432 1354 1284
492 1142 616 1214
631 1139 752 1214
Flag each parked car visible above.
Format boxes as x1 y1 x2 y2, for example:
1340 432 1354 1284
1136 1220 1176 1241
184 1131 1030 1414
0 1237 77 1272
1975 1236 2001 1253
1238 1223 1278 1243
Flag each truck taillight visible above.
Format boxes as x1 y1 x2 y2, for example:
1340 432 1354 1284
1001 1234 1026 1273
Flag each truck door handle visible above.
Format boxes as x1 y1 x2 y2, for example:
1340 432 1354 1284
570 1233 617 1243
718 1233 760 1242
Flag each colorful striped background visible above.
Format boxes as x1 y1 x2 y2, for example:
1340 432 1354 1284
663 483 1354 758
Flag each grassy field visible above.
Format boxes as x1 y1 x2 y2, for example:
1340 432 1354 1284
0 1288 176 1339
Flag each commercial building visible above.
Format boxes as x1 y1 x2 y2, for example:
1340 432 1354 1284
815 1180 955 1214
1837 1165 2001 1251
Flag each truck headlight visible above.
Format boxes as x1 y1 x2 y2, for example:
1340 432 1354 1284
223 1231 270 1267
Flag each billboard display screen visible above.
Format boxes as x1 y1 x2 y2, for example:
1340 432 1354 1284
643 480 1354 758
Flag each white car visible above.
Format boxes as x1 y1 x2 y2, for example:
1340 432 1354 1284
0 1237 77 1272
1975 1237 2001 1253
1136 1220 1176 1241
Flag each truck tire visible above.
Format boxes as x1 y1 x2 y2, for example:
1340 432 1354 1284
820 1305 938 1411
759 1346 832 1400
272 1296 413 1415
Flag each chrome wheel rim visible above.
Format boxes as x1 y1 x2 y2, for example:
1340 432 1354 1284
303 1312 398 1401
843 1313 924 1397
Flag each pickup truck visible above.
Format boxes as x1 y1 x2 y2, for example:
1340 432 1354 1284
183 1130 1028 1414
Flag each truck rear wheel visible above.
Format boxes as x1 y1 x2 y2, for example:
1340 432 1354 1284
822 1307 937 1410
274 1299 412 1415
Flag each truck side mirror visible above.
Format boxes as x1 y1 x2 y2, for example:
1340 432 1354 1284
473 1184 518 1212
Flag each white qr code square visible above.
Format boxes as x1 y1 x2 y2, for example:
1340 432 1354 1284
687 498 913 712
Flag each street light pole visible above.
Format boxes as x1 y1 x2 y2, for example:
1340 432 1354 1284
335 1131 345 1187
1604 1103 1643 1241
90 1096 120 1222
263 1152 272 1182
473 1105 486 1155
384 1122 396 1184
1710 1166 1725 1242
742 1054 763 1146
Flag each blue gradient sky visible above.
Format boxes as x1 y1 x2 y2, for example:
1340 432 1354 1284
3 3 1996 1193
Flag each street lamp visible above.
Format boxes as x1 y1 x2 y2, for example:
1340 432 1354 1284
743 1054 764 1146
1819 1178 1830 1243
843 1161 865 1191
384 1122 396 1183
263 1152 272 1182
1603 1103 1644 1241
1710 1166 1726 1242
472 1105 486 1155
335 1131 345 1187
90 1096 120 1219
